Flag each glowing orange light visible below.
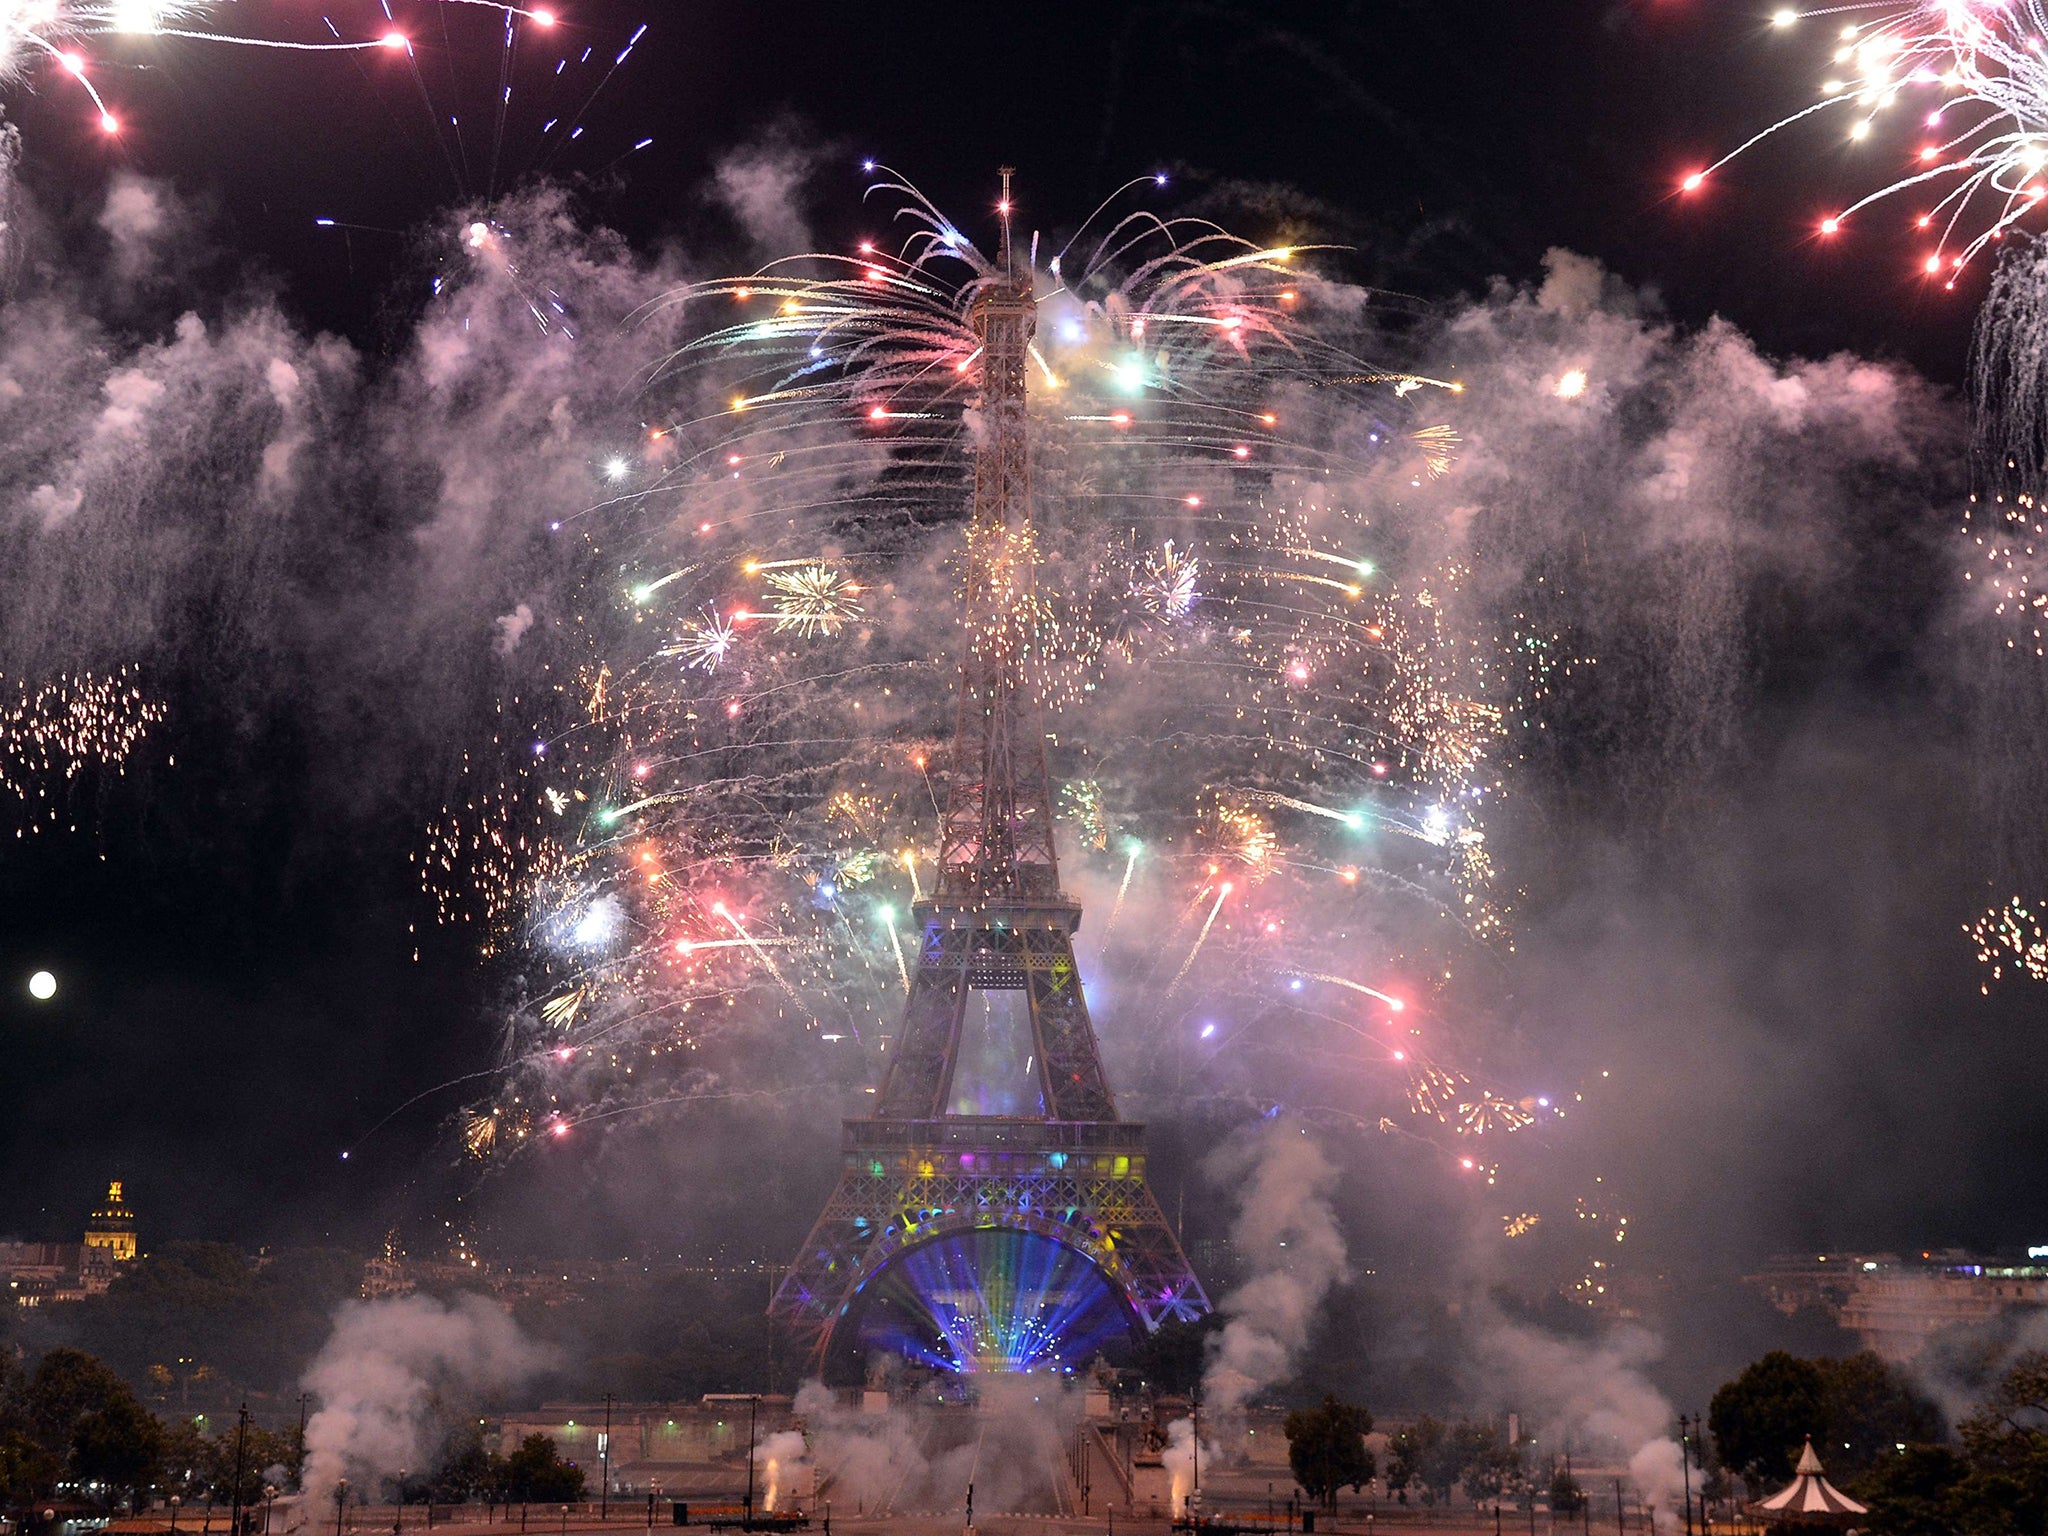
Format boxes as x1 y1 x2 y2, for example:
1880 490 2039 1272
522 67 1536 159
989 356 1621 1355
98 112 119 133
530 7 556 24
1184 495 1202 507
1926 255 1943 273
1820 216 1841 234
379 31 406 48
1232 445 1251 459
1682 172 1705 192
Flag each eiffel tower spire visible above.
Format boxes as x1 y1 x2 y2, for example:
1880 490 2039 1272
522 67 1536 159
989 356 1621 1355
770 174 1208 1376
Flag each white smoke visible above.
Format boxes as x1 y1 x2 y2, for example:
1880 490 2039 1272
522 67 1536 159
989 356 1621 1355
787 1381 925 1514
97 172 173 283
298 1294 553 1502
1161 1416 1218 1517
1628 1439 1688 1532
756 1429 809 1513
1201 1116 1349 1422
492 602 535 656
711 133 818 258
1477 1312 1687 1526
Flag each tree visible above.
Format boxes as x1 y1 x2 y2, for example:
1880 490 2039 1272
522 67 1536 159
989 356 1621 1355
1548 1463 1587 1517
1817 1354 1945 1477
1453 1420 1523 1505
0 1430 60 1509
1711 1350 1950 1494
1952 1350 2048 1536
1388 1417 1462 1506
1129 1316 1223 1398
1284 1395 1375 1509
23 1349 165 1510
72 1394 164 1510
1851 1444 1968 1536
503 1435 584 1503
432 1424 506 1503
1710 1351 1827 1488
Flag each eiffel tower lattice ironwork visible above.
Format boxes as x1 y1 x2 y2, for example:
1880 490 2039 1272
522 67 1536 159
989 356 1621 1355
768 172 1210 1373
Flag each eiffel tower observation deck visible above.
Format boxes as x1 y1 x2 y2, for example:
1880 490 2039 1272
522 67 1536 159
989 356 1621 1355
769 173 1210 1380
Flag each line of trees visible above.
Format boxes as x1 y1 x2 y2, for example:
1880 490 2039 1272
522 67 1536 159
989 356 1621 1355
1385 1415 1532 1507
1710 1347 2048 1536
0 1346 584 1518
1281 1399 1556 1512
0 1346 289 1515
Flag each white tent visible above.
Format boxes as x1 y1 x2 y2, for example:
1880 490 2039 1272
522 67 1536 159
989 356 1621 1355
1755 1438 1868 1521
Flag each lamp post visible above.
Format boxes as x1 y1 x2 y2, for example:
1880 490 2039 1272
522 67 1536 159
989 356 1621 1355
170 1495 182 1534
1678 1418 1695 1536
264 1487 278 1536
743 1397 759 1530
230 1405 251 1536
335 1480 351 1536
600 1396 615 1524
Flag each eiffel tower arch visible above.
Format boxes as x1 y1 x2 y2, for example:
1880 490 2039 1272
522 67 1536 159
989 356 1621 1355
769 173 1209 1379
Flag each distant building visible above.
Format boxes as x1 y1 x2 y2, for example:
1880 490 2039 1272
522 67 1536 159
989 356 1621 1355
1744 1252 1899 1319
81 1180 139 1290
1744 1250 2048 1364
1 1180 140 1305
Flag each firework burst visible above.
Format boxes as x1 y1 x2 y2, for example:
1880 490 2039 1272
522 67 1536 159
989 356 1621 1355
428 170 1566 1169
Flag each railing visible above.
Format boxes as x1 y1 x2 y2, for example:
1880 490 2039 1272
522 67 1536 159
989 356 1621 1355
842 1118 1146 1152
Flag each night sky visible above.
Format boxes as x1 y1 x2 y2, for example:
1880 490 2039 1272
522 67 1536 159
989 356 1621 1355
0 0 2037 1268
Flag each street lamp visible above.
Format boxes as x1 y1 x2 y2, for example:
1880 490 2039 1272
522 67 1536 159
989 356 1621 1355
170 1495 182 1534
335 1480 351 1536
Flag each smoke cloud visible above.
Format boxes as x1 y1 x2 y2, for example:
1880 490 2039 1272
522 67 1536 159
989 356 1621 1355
299 1295 553 1501
1202 1117 1348 1421
0 112 2011 1435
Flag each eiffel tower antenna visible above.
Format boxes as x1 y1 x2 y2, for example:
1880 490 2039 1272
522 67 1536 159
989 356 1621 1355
998 166 1015 274
770 172 1208 1379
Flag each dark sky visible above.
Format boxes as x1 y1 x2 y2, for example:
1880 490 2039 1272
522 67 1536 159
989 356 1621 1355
0 0 2028 1258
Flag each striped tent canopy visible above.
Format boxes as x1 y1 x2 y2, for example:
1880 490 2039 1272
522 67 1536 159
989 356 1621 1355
1755 1438 1869 1521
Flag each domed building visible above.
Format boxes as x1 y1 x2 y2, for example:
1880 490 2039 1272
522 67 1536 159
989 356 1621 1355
79 1180 138 1291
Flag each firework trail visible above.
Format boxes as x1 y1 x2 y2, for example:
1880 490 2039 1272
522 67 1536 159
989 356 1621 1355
1 0 640 181
1168 881 1233 996
1691 2 2048 279
1704 9 2048 986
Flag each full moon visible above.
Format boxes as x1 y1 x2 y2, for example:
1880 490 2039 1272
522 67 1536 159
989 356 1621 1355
27 971 56 1001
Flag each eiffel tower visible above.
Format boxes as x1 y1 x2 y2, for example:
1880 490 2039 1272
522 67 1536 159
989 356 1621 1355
769 172 1210 1377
